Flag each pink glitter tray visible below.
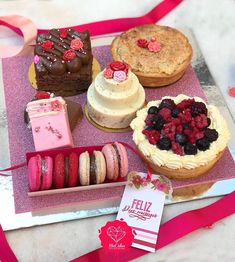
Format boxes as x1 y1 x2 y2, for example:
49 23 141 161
2 45 235 214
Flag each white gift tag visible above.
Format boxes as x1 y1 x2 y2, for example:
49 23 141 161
117 172 168 252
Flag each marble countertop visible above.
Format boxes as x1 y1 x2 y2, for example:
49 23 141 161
0 0 235 261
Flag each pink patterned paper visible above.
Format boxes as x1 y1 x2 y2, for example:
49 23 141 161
2 45 235 214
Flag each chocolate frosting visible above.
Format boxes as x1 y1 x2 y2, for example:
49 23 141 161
112 144 121 176
35 28 92 76
90 154 97 185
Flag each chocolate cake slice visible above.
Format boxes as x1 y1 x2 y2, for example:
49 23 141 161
34 28 93 96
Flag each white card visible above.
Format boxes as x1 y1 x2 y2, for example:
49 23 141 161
117 172 166 252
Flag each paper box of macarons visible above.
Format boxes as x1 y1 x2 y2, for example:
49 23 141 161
26 142 129 197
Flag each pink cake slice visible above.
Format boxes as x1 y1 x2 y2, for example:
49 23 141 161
26 97 73 151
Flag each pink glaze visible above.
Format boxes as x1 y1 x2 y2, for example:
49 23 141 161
27 97 73 151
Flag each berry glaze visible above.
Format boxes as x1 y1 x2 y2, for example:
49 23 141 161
131 95 230 170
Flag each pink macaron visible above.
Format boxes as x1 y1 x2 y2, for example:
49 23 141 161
102 142 129 181
27 154 53 191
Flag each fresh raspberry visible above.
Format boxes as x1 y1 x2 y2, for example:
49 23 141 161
165 132 175 141
35 91 50 100
142 130 160 145
172 142 183 155
184 129 191 136
189 119 196 128
190 102 208 116
137 39 149 48
163 122 176 134
194 114 208 130
177 99 195 110
144 114 155 126
171 117 181 126
194 131 204 141
188 135 196 145
159 99 176 110
158 108 172 121
176 125 183 134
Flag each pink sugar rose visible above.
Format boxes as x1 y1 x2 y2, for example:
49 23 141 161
148 41 161 52
70 38 83 50
113 70 127 82
104 68 114 79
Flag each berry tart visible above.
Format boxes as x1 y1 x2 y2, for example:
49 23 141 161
87 61 145 129
130 95 230 180
111 24 192 87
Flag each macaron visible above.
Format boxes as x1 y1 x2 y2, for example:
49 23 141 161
27 154 53 191
79 150 106 186
102 142 128 181
54 153 65 189
54 152 79 188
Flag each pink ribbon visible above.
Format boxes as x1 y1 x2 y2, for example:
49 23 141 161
0 225 18 262
71 190 235 261
0 15 37 58
0 0 183 58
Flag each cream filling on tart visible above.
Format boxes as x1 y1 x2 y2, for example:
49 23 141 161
131 95 230 170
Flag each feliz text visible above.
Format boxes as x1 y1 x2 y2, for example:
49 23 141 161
122 199 157 221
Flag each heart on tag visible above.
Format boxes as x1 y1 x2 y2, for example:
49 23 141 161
107 226 126 244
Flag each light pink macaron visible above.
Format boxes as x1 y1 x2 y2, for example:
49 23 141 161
27 155 53 191
102 142 128 181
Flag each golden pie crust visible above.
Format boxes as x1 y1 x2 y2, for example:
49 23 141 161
111 24 193 87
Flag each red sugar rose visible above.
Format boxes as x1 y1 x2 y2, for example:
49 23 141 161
110 61 126 71
41 40 54 50
60 31 68 39
63 49 76 61
137 39 148 48
70 38 83 50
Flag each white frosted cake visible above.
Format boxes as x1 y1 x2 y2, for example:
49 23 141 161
87 61 145 128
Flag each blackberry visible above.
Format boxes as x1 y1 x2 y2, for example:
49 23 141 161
144 126 155 131
159 99 176 110
175 133 188 145
183 123 190 130
204 128 218 142
207 118 211 127
148 106 158 115
157 137 172 150
152 115 166 131
196 138 210 151
184 143 198 155
171 108 181 118
190 102 208 117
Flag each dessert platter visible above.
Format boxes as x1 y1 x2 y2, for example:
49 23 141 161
0 25 235 231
